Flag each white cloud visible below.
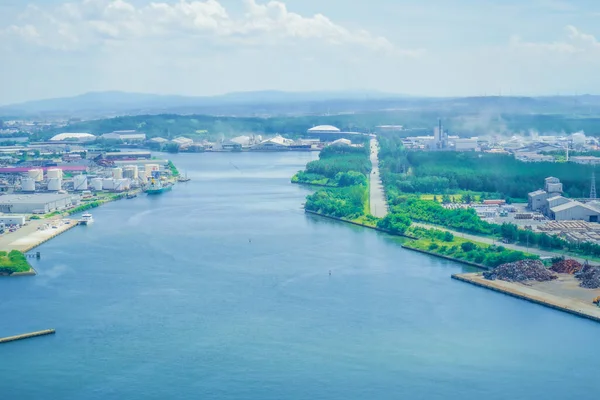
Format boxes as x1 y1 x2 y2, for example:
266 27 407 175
0 0 421 56
509 25 600 54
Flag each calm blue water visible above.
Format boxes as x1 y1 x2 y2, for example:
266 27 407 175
1 152 599 400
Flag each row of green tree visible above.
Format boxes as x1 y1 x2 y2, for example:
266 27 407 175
407 227 537 267
305 186 367 220
293 144 371 187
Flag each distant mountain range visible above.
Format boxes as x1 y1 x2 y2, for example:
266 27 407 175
0 90 415 119
3 90 600 120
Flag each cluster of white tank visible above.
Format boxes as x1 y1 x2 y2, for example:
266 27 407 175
101 178 131 191
91 178 103 191
28 169 44 182
21 178 35 192
143 164 160 180
112 167 123 179
123 165 138 180
73 174 88 191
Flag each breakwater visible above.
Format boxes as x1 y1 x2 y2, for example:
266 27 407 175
0 329 55 344
452 273 600 323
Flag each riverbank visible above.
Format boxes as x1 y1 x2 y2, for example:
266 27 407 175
305 210 417 239
452 272 600 323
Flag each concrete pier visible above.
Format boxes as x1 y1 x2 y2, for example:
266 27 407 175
1 219 77 253
0 329 55 344
452 273 600 323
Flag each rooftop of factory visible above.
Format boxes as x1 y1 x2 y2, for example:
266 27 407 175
50 133 96 141
307 125 341 132
0 193 74 204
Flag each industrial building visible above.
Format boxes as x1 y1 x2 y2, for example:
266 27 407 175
50 133 96 142
102 151 152 161
0 193 79 214
251 136 292 151
528 177 564 212
571 156 600 165
454 138 479 151
306 125 363 142
0 216 26 226
101 130 146 142
549 201 600 222
528 177 600 222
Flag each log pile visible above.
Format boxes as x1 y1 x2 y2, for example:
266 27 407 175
483 259 557 282
550 259 583 275
575 265 600 289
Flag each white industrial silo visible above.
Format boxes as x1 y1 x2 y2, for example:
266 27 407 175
572 132 586 147
114 178 131 192
102 178 115 190
28 168 44 182
21 178 35 192
91 178 103 191
143 164 160 181
47 177 62 191
73 174 88 191
47 168 63 179
123 165 138 179
112 167 123 179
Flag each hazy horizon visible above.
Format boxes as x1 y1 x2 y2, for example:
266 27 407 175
2 0 600 104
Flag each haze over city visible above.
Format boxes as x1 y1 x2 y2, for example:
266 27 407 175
2 0 600 104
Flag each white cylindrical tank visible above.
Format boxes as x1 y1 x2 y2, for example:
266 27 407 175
123 165 138 179
112 167 123 179
21 178 35 192
46 168 63 179
572 132 586 146
114 178 131 192
144 164 160 179
73 174 88 191
47 177 62 191
102 178 115 190
91 178 103 191
28 168 44 182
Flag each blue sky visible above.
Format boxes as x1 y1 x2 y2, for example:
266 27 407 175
1 0 599 104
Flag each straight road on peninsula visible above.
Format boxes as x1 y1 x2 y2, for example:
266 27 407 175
369 138 388 218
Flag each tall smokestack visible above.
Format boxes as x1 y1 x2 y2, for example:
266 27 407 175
439 119 442 137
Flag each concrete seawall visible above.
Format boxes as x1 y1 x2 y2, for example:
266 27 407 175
9 219 77 253
401 245 489 270
304 210 418 239
0 329 56 344
452 273 600 323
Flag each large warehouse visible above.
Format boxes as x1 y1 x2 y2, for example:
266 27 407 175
306 125 363 142
0 194 79 214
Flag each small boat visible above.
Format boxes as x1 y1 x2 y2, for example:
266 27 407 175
78 213 94 225
177 172 191 182
126 193 137 199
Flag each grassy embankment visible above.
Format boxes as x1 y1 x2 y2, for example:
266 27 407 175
0 250 32 274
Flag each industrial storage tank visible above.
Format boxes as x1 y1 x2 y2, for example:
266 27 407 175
21 178 35 192
73 174 88 191
123 165 138 179
46 168 63 179
114 178 131 192
28 168 44 182
91 178 103 191
102 178 115 190
47 178 62 191
143 164 160 180
112 167 123 179
572 132 586 147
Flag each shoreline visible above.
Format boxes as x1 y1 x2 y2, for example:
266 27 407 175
452 272 600 324
401 245 489 270
304 210 418 239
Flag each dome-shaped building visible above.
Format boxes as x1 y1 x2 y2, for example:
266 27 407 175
307 125 341 134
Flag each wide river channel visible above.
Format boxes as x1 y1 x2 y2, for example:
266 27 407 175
1 152 599 399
